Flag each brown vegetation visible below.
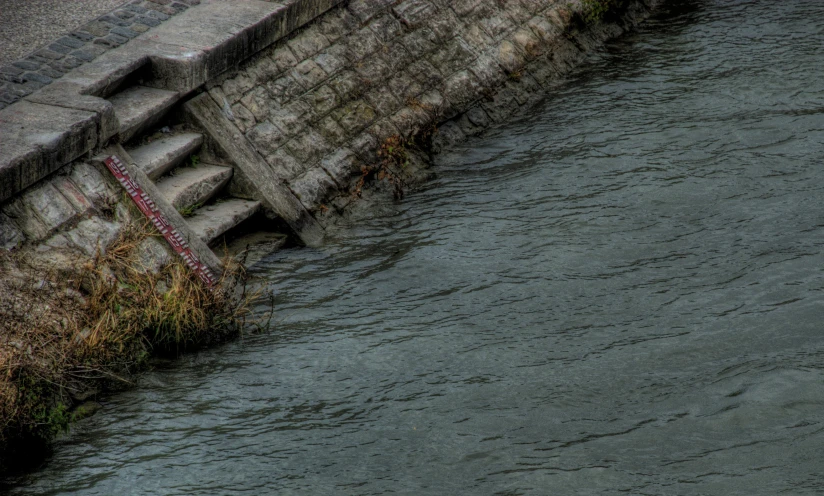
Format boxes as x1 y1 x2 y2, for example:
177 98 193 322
0 221 252 468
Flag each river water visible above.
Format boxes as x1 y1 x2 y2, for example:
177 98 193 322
9 0 824 494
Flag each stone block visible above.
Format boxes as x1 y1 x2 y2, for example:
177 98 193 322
231 103 256 133
441 69 482 109
136 236 172 273
94 33 129 49
369 13 405 43
319 148 359 185
480 86 518 123
271 99 313 136
265 148 305 181
496 39 526 74
287 29 331 61
314 47 347 77
430 119 465 153
468 52 507 88
68 162 119 206
345 27 383 63
428 10 461 45
53 175 94 213
24 81 120 142
367 117 401 143
498 0 533 24
449 0 484 16
55 36 86 50
284 128 332 165
406 59 444 88
511 27 542 59
526 15 561 43
400 28 439 59
327 70 366 102
0 101 99 205
20 182 79 235
291 60 328 90
3 197 49 240
0 213 24 250
48 43 74 55
387 74 424 103
247 120 287 156
380 41 414 73
289 166 338 210
271 44 299 74
317 9 359 43
355 55 393 85
418 88 448 119
246 55 279 85
429 38 477 75
49 56 85 73
365 84 402 117
389 105 430 137
462 22 496 53
315 114 349 146
393 0 438 29
331 100 378 137
478 11 517 41
239 86 270 121
266 73 304 105
305 85 341 116
70 45 107 62
348 0 392 23
519 0 555 14
222 73 254 103
349 131 379 163
64 217 121 257
131 22 152 34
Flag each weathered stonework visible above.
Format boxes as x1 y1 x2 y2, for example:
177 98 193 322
208 0 657 232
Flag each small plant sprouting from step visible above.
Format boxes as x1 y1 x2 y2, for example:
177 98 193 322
178 203 202 218
189 154 200 167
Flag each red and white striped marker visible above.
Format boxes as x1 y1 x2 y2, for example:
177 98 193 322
104 155 218 287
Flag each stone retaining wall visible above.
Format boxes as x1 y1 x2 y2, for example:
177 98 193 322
208 0 657 229
0 0 658 273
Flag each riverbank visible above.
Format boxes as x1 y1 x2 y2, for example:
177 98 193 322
0 0 662 472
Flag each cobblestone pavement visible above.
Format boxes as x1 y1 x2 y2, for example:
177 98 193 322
0 0 200 110
0 0 128 66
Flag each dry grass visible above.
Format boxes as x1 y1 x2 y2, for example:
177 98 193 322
0 221 252 466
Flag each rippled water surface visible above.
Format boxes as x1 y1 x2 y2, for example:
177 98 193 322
9 0 824 494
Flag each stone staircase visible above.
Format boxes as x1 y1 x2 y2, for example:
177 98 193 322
108 84 284 267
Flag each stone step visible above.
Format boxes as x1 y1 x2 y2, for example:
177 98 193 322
156 163 233 211
109 85 179 143
127 132 204 180
187 198 261 246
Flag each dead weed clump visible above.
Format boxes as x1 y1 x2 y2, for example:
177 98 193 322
0 221 252 466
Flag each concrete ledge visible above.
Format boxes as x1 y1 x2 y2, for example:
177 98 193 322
0 102 98 204
141 0 346 93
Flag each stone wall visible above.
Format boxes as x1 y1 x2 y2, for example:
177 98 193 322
210 0 656 229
